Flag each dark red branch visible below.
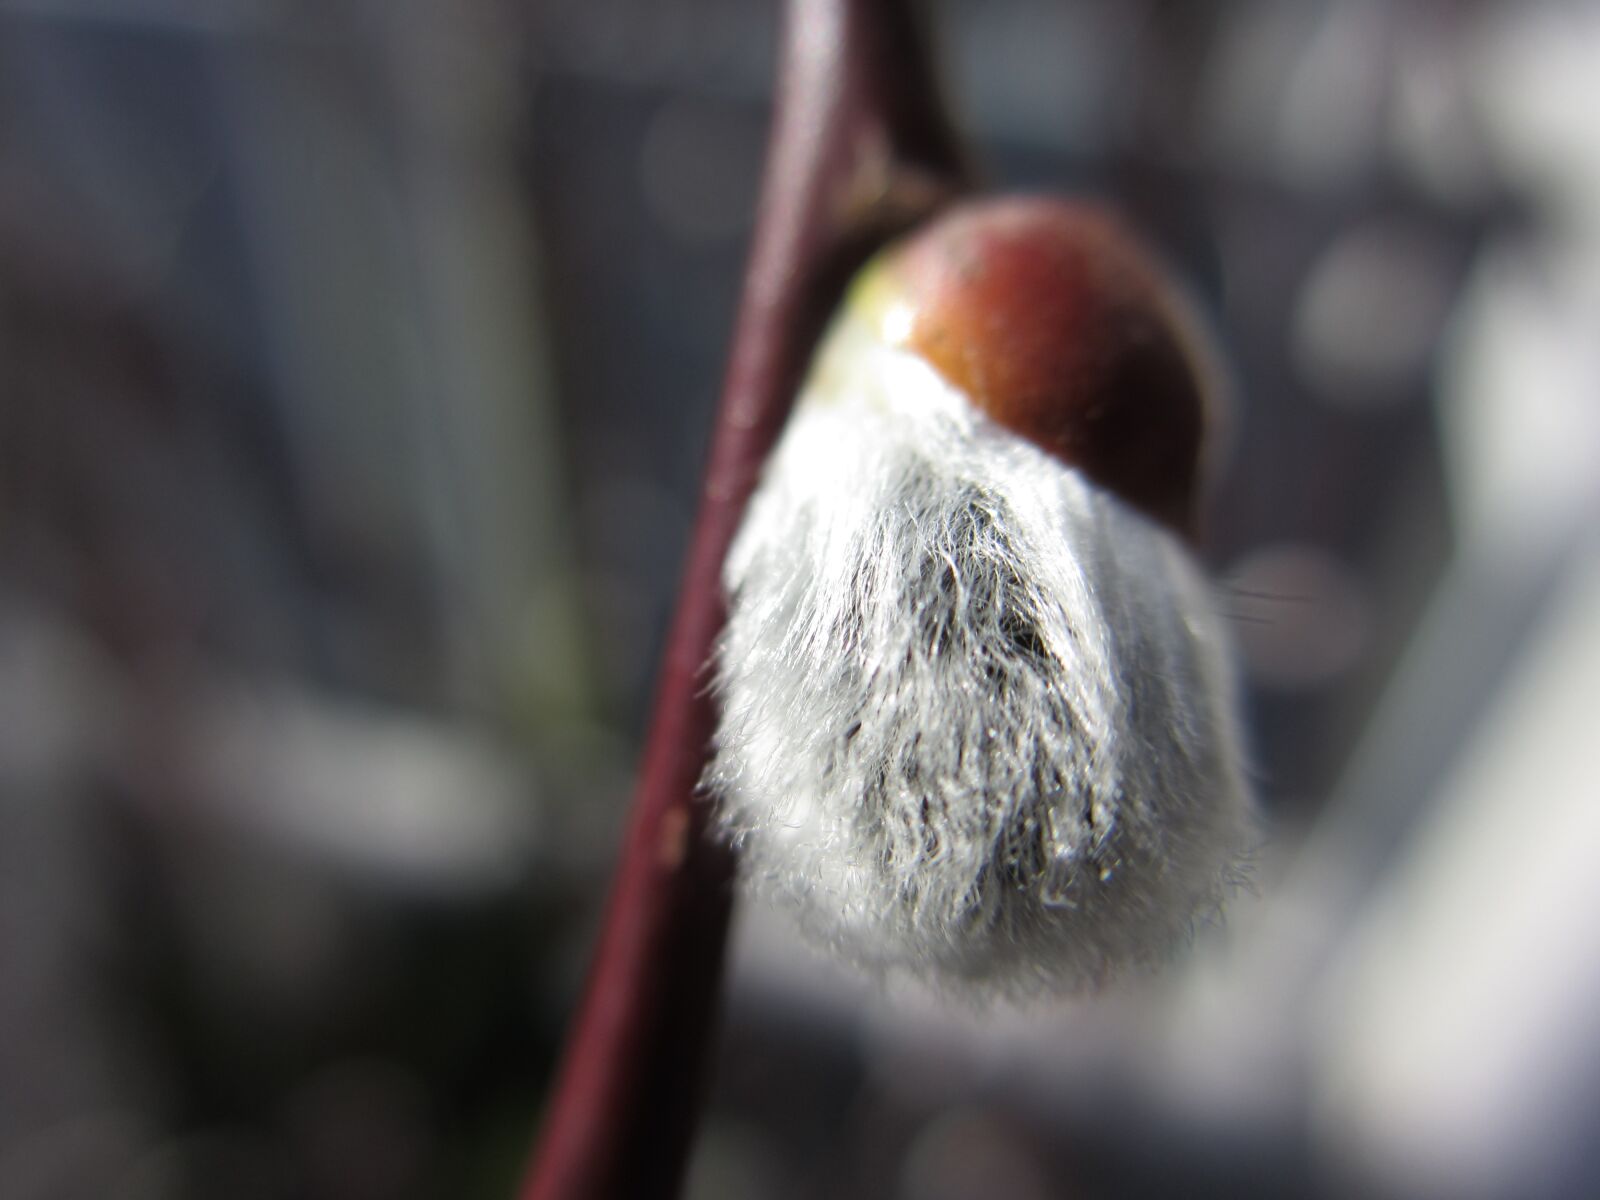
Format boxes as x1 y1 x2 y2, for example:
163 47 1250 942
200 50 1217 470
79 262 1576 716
517 1 969 1198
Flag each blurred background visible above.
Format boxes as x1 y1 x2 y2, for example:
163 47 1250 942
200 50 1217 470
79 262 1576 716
1 0 1597 1197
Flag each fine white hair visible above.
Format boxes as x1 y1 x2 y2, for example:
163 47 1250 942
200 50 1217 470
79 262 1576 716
707 318 1253 997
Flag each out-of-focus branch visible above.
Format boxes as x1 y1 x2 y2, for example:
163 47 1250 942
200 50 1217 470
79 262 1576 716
517 1 969 1197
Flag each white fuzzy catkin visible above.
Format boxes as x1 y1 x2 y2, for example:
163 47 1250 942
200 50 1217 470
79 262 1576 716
707 316 1253 997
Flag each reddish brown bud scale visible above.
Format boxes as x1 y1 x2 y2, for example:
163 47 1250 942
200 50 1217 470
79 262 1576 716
860 197 1215 536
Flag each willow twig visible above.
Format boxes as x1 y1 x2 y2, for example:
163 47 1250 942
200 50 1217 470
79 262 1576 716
517 2 969 1197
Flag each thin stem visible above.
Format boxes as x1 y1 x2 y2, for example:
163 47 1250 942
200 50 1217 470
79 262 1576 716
517 1 968 1197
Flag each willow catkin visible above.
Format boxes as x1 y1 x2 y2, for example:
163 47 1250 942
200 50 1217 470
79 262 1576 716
706 199 1253 997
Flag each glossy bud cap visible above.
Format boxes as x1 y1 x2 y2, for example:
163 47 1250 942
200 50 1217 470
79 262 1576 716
851 196 1216 535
